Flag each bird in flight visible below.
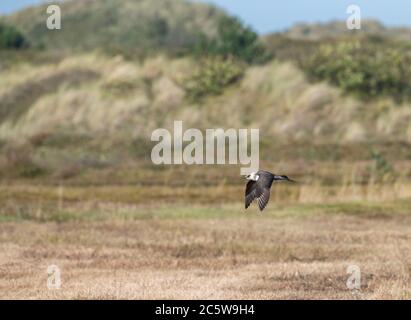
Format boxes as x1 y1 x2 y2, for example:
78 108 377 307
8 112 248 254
245 170 295 211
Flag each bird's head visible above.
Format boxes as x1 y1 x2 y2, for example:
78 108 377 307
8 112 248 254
245 172 259 181
274 175 296 182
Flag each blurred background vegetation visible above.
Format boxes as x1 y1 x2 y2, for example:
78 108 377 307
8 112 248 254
0 0 411 198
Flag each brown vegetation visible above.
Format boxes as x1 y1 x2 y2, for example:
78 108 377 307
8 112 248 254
0 198 409 299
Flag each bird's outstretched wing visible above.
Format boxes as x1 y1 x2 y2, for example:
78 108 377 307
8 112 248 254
245 180 258 209
257 188 270 211
245 180 267 210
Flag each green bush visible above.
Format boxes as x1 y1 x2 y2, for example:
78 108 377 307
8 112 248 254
301 40 411 102
197 16 269 64
0 21 29 49
369 150 396 182
184 57 244 101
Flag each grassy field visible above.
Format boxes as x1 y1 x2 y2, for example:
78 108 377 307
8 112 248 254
0 183 410 300
1 0 411 300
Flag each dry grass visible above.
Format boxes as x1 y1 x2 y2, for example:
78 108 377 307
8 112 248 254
1 175 411 210
2 53 411 144
0 183 409 300
0 204 409 299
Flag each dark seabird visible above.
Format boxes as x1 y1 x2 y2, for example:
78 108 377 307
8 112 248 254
245 171 295 211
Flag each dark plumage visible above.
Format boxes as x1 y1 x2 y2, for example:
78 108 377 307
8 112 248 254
245 170 295 211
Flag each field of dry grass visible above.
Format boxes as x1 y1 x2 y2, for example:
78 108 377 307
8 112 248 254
0 183 409 300
2 53 411 144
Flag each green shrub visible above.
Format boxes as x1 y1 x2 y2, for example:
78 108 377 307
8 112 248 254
301 40 411 102
197 16 269 64
0 21 29 49
370 150 396 182
371 150 392 174
184 57 244 101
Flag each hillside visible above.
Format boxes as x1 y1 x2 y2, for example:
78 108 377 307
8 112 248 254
1 53 411 142
3 0 225 52
282 19 411 42
1 0 411 182
1 53 411 166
